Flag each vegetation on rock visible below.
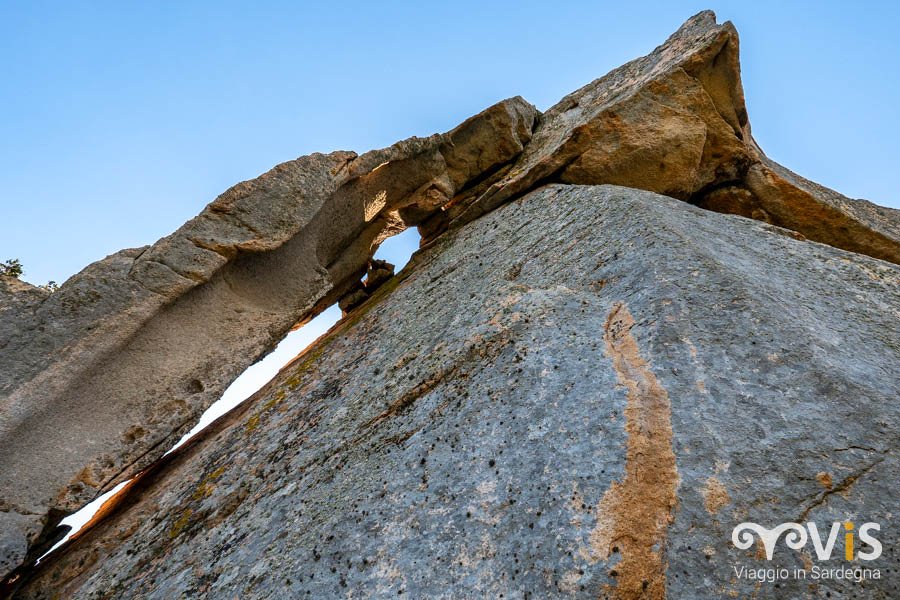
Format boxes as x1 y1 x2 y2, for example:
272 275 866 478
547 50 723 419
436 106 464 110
0 258 23 278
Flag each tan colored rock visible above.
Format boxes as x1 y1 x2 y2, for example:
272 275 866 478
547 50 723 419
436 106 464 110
740 155 900 262
337 281 369 315
0 97 538 580
445 10 900 264
364 259 395 290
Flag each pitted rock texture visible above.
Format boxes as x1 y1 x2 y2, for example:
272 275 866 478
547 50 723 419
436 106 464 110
0 96 537 578
440 11 900 264
15 185 900 599
5 9 900 596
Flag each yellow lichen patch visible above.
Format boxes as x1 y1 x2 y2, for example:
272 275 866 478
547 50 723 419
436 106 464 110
701 477 730 514
169 509 193 538
245 413 260 434
244 389 289 434
193 483 214 500
285 372 303 390
264 389 286 411
585 302 679 600
193 466 227 500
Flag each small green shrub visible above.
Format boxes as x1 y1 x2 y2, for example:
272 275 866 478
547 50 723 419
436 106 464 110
1 258 23 279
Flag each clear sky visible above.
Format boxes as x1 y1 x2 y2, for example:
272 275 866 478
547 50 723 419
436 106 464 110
3 0 899 288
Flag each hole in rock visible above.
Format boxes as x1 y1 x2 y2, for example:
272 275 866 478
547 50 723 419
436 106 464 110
37 480 129 563
372 227 420 269
38 228 421 562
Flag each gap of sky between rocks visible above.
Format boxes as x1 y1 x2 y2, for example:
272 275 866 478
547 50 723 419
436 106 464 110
39 228 421 560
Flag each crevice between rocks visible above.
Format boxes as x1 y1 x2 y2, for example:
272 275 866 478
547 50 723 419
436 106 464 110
2 229 425 598
2 95 543 592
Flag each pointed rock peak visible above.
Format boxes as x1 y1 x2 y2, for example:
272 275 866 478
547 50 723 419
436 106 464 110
441 12 899 265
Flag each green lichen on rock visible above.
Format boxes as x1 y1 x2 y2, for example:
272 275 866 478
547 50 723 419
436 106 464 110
264 390 286 410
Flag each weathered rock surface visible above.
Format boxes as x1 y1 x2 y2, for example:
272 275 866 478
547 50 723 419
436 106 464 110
14 184 899 599
338 259 396 316
4 9 900 598
437 11 900 264
0 96 538 578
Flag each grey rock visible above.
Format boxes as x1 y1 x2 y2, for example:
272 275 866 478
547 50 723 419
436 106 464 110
5 10 900 598
15 184 899 599
0 97 538 578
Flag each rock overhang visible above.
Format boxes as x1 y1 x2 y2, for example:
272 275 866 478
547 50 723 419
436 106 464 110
2 9 900 598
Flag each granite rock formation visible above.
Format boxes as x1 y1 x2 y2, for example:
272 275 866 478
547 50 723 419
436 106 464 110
433 12 900 264
3 9 900 599
13 184 900 599
0 97 538 579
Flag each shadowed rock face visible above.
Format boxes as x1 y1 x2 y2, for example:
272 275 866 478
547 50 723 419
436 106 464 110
3 9 900 597
0 97 537 579
13 185 899 599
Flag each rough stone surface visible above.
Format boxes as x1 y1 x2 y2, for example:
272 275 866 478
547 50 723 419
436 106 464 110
0 97 538 578
444 11 900 264
5 10 900 598
14 185 900 599
338 260 396 316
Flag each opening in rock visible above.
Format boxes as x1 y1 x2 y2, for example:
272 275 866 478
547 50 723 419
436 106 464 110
37 227 422 564
372 227 420 266
37 480 129 563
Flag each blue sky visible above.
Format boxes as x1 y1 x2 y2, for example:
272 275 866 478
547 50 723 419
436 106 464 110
2 1 899 286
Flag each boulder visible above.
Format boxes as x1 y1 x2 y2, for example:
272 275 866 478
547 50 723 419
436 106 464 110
14 184 898 599
337 260 397 317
